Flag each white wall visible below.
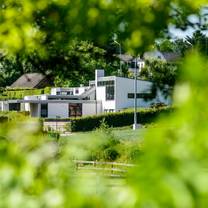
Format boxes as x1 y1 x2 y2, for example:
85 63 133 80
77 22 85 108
1 102 9 111
48 103 68 118
73 87 87 96
24 95 47 100
0 102 3 111
82 102 102 116
115 77 155 110
96 86 116 112
25 103 30 111
51 87 90 96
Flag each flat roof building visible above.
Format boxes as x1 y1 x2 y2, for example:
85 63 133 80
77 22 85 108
0 70 171 118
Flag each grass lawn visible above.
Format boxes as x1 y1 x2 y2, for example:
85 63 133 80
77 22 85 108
112 127 145 140
62 125 146 141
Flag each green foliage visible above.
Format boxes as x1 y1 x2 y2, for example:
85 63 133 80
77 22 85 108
157 30 208 57
50 40 118 86
91 124 121 161
128 52 208 207
0 87 51 100
0 39 119 88
140 59 179 97
1 1 208 207
1 51 208 207
141 59 179 87
0 111 29 123
179 30 208 56
69 107 173 132
155 39 176 52
0 55 23 87
0 0 206 54
46 131 60 141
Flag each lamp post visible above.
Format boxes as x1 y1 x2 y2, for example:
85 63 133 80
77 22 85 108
133 57 138 130
113 40 122 75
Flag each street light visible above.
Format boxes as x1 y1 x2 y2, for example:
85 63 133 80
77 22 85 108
133 57 138 130
113 40 122 75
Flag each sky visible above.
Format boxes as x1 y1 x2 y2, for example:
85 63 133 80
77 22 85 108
169 7 208 39
169 26 208 40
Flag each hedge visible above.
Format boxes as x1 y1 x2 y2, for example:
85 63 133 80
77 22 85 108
69 107 174 132
0 87 51 100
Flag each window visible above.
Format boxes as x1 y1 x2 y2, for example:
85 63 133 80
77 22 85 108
41 104 48 118
128 93 155 99
106 85 114 100
69 103 82 117
97 80 114 86
9 103 20 111
75 89 79 94
128 93 134 99
67 91 73 95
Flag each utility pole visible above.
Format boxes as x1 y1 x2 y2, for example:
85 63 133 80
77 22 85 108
133 57 138 130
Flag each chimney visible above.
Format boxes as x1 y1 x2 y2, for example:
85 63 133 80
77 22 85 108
95 69 105 80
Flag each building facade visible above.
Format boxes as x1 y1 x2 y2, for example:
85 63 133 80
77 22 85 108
0 70 171 118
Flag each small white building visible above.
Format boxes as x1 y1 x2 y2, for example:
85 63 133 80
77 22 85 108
0 70 171 118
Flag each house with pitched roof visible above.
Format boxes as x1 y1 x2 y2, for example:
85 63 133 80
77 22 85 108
10 73 51 89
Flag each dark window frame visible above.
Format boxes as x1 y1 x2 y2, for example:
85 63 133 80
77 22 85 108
106 85 115 101
41 104 48 118
128 93 155 99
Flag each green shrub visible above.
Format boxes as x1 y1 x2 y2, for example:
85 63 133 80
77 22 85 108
103 147 120 161
90 125 121 161
0 116 8 123
70 107 173 132
0 87 51 100
0 111 29 122
47 131 60 140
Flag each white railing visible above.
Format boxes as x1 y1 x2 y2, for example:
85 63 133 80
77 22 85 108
74 160 135 178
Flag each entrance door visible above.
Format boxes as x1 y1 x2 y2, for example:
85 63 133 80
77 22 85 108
69 103 82 117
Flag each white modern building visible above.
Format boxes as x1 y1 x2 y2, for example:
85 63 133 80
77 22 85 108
0 70 171 118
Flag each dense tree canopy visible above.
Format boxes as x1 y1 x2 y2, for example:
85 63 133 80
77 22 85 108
140 59 179 87
0 0 206 55
156 30 208 56
0 40 120 87
0 0 206 87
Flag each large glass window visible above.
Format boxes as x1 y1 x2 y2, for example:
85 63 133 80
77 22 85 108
106 85 115 100
128 93 155 99
97 80 114 86
41 104 48 118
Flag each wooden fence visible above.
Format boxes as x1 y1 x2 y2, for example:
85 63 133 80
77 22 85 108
74 160 135 178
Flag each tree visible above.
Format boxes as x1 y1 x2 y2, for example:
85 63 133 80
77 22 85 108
0 40 120 87
140 59 179 96
171 30 208 56
184 30 208 55
0 55 24 87
0 0 206 55
155 39 176 52
24 40 114 86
